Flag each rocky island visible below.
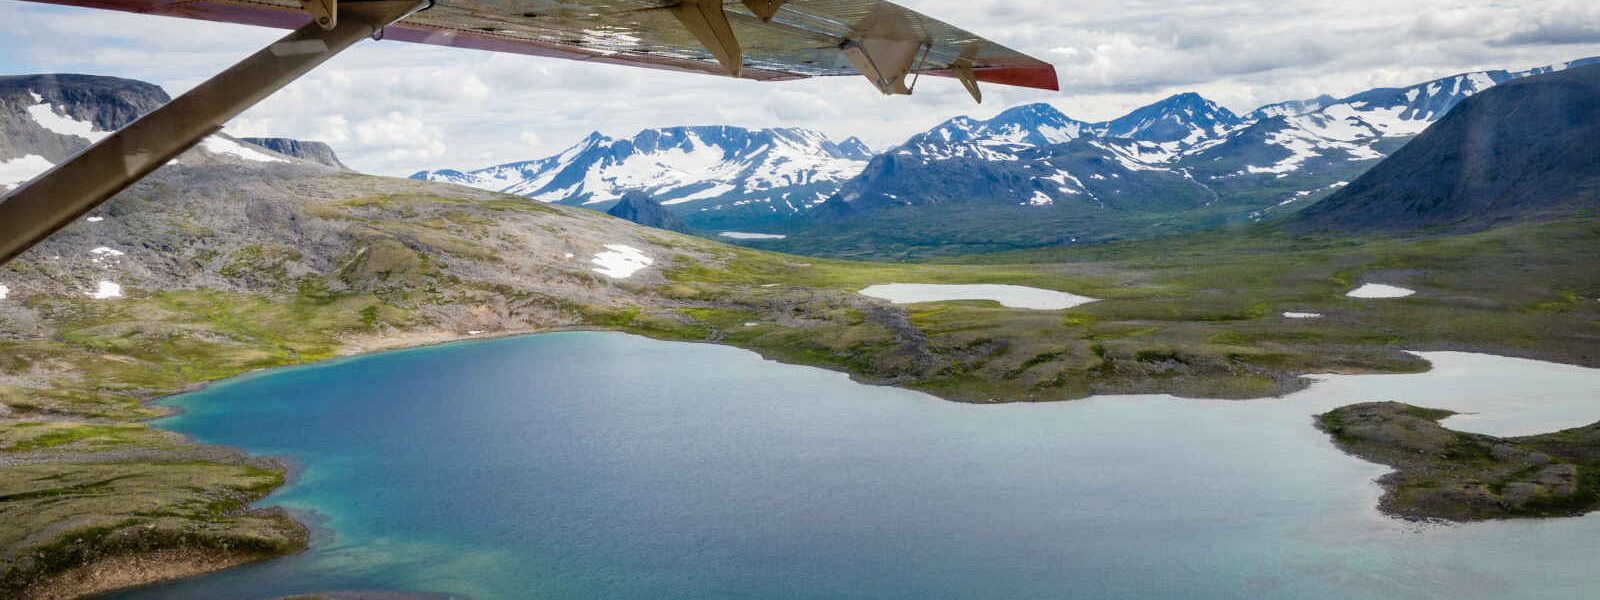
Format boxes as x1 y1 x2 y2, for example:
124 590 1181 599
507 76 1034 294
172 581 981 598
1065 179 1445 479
1317 402 1600 521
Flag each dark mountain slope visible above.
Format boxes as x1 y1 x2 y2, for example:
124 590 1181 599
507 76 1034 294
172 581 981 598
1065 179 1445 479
1294 64 1600 232
0 74 169 164
240 137 349 169
606 190 690 232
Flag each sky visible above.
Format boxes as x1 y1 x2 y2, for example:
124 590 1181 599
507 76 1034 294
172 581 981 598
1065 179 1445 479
3 0 1599 176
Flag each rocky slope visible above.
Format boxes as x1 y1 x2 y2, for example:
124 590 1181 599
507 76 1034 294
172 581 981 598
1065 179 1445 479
0 154 755 596
2 73 169 191
1292 64 1600 232
239 137 349 170
0 73 326 191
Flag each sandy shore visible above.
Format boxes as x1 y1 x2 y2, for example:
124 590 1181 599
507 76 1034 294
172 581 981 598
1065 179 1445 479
19 547 273 600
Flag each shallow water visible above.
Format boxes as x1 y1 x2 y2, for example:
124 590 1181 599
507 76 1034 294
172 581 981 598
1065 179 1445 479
859 283 1097 309
719 231 788 240
115 333 1600 600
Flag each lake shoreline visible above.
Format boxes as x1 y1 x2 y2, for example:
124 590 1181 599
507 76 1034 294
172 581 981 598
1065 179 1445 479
19 546 286 600
1317 402 1600 521
22 325 673 599
8 328 560 600
17 324 1600 599
104 337 1600 600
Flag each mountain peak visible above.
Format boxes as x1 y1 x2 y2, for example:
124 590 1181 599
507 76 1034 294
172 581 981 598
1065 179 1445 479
606 189 690 233
905 102 1090 151
837 136 874 160
1098 92 1242 144
994 102 1071 121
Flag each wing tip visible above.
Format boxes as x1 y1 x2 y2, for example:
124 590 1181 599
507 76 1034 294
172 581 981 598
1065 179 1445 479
976 64 1061 92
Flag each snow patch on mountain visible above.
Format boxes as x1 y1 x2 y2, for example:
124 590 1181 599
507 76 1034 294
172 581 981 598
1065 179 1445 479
199 136 287 163
25 91 110 143
1254 58 1600 143
1247 95 1338 121
591 244 653 279
1239 113 1385 176
89 280 123 300
413 127 871 218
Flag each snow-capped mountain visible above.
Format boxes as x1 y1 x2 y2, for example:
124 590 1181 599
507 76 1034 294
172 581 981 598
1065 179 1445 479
1098 92 1243 144
402 55 1597 255
1176 56 1600 219
411 126 872 231
1294 63 1600 232
1307 58 1600 137
777 56 1599 256
1245 95 1338 121
911 103 1093 152
820 95 1234 219
828 136 1212 212
898 94 1242 163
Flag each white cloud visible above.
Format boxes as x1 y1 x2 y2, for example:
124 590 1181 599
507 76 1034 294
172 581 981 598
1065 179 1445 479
2 0 1598 176
352 112 448 163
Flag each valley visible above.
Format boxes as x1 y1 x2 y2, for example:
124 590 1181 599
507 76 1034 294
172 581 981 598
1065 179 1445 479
1 57 1599 600
4 161 1597 595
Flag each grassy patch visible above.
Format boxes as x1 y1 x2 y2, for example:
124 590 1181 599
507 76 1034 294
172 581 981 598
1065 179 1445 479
654 218 1597 403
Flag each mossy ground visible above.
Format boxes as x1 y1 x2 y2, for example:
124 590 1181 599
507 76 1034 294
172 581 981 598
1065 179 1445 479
0 286 381 595
629 218 1598 402
0 462 306 595
1317 402 1600 521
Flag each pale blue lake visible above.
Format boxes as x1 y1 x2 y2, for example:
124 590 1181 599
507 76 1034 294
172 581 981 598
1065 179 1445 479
112 332 1600 599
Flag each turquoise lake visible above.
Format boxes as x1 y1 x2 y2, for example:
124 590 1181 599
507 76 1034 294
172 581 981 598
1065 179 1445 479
112 332 1600 599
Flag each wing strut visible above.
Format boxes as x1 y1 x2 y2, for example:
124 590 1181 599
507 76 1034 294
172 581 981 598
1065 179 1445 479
670 1 744 77
0 0 428 265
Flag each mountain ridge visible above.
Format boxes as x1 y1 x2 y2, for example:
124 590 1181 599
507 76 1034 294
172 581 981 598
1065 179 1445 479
240 137 349 170
769 56 1600 256
1291 64 1600 232
1 73 345 192
410 125 873 232
398 55 1600 258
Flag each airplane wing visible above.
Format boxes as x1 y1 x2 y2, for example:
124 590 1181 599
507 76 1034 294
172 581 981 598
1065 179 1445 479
2 0 1056 265
22 0 1059 96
